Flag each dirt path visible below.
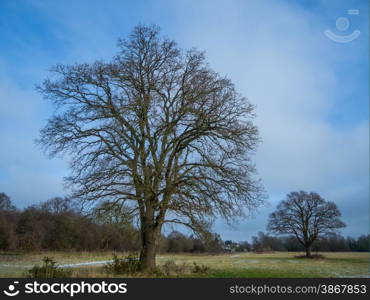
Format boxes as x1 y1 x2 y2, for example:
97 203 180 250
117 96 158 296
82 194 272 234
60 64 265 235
59 260 113 268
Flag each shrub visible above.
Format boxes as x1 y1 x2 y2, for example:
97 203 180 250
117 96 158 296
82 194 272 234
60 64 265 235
162 260 177 276
104 253 140 275
192 262 210 274
161 260 189 276
27 257 71 278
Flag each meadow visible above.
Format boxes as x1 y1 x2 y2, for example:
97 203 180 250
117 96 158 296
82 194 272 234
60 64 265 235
0 251 368 278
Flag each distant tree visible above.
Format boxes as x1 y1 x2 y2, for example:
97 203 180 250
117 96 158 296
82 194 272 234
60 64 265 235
0 193 16 211
0 193 17 250
190 235 206 253
93 201 134 227
202 232 224 253
93 201 140 251
267 191 346 257
37 24 264 270
356 235 370 252
48 214 78 249
166 231 193 253
40 197 75 214
313 233 349 252
346 236 357 251
0 210 18 250
252 231 285 252
236 241 251 252
282 235 304 251
16 207 47 250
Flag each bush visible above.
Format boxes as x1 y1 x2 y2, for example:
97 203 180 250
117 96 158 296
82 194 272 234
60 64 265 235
27 257 71 278
192 262 210 274
161 260 188 276
162 260 177 276
160 260 210 276
104 253 140 275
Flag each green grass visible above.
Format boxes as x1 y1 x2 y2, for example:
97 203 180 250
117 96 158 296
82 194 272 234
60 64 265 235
0 251 368 278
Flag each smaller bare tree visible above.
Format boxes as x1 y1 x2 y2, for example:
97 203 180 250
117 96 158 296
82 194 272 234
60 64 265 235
267 191 345 257
0 193 16 211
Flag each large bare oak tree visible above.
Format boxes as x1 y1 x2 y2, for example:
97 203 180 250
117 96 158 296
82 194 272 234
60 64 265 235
37 25 264 271
267 191 345 257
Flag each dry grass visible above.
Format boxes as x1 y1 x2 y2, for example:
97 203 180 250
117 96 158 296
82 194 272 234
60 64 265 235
0 251 368 278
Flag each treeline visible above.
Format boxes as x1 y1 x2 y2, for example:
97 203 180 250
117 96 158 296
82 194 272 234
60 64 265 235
0 193 223 252
247 232 369 253
162 231 369 253
0 193 368 252
0 194 140 251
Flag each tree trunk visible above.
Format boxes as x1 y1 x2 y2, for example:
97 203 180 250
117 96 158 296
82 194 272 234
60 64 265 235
305 244 312 258
139 223 160 272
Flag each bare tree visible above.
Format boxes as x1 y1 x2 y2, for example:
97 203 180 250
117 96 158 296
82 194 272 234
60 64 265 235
0 193 16 211
40 197 75 214
267 191 345 257
93 201 134 227
37 25 264 271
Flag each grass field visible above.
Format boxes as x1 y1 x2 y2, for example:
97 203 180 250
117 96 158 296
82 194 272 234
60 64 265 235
0 251 368 278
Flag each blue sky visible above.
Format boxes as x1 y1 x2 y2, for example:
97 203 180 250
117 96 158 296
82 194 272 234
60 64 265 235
0 0 368 241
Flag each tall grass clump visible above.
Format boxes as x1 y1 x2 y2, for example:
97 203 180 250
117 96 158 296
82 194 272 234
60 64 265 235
27 257 72 278
104 254 140 275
